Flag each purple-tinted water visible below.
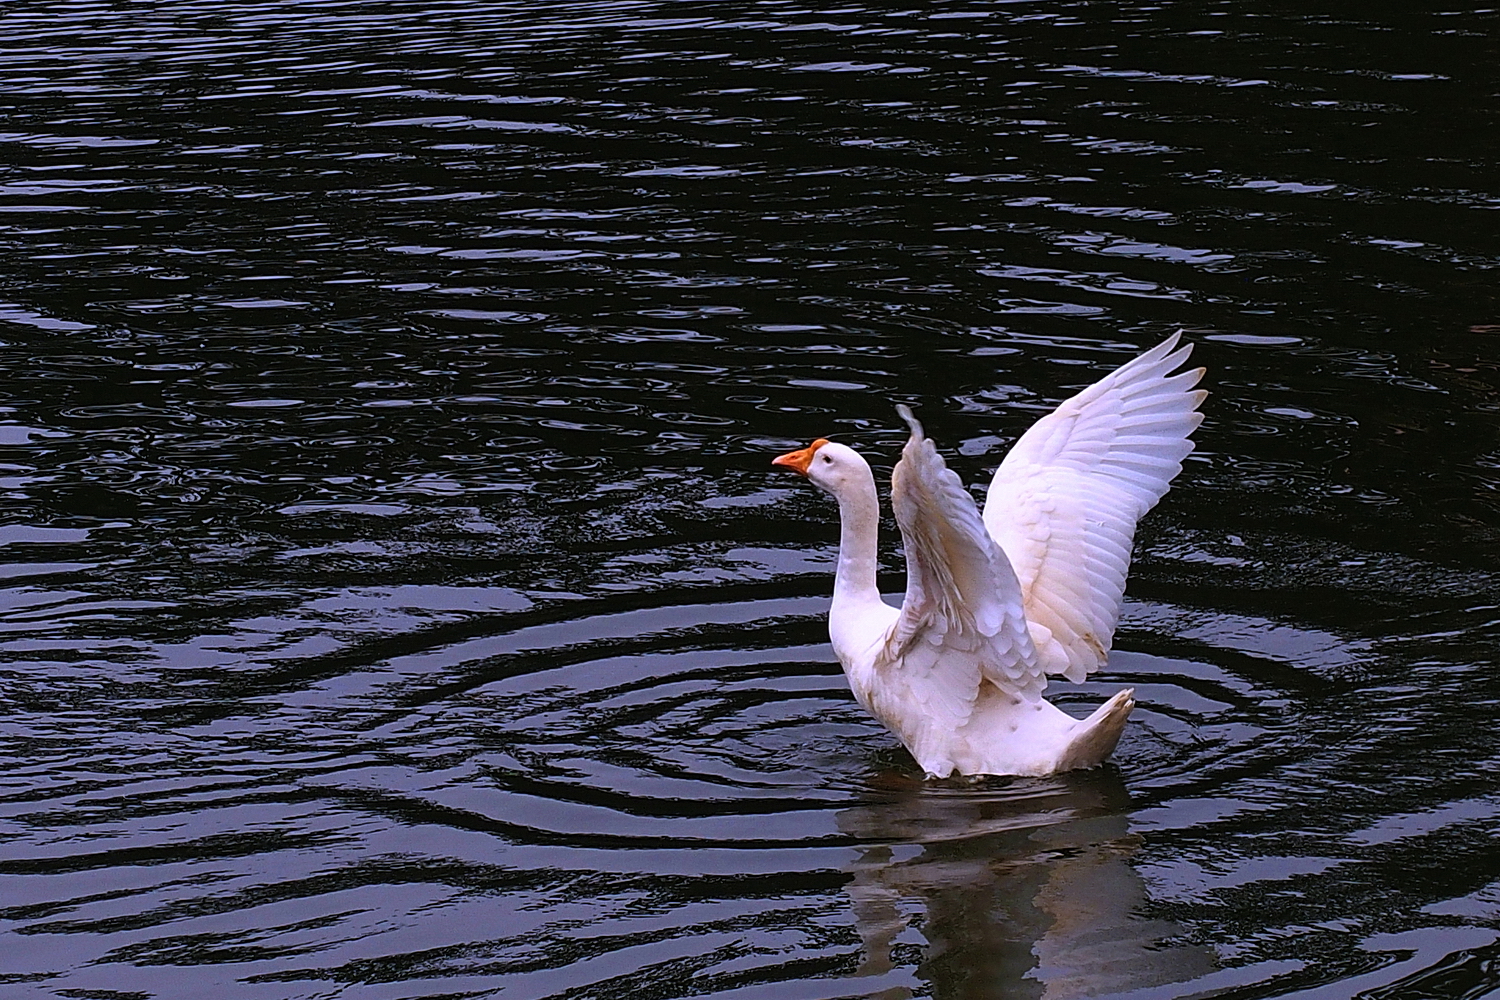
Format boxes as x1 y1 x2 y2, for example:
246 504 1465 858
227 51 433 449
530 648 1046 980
2 3 1499 998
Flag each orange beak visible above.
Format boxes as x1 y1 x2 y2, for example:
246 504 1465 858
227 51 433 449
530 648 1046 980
771 438 830 477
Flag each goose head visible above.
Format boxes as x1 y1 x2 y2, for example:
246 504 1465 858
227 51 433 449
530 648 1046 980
772 438 872 496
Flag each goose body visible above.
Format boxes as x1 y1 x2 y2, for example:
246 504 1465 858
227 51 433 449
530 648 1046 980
773 335 1206 777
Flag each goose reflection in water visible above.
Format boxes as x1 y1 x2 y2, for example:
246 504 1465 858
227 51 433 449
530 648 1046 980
837 768 1215 999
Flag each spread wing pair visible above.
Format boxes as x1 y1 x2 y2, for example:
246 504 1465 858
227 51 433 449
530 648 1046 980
880 334 1206 720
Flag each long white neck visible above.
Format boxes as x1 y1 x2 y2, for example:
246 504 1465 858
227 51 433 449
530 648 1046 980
830 467 883 612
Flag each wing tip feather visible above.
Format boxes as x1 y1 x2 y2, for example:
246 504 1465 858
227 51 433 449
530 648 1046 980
895 403 923 440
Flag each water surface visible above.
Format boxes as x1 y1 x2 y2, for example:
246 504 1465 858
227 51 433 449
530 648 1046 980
2 2 1499 998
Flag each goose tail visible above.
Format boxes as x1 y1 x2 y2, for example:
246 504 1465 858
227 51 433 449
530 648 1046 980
1056 688 1136 771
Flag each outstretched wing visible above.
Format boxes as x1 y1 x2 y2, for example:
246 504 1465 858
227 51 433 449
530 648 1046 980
983 333 1207 682
880 405 1045 767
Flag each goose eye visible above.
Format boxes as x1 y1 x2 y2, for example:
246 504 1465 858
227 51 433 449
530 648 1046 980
820 454 833 464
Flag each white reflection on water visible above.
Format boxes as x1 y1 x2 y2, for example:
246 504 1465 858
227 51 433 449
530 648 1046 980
838 770 1215 999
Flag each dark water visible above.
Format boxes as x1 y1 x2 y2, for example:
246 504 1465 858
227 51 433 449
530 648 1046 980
2 2 1499 997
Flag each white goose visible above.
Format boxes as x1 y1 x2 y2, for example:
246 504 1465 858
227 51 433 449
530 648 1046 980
773 334 1206 777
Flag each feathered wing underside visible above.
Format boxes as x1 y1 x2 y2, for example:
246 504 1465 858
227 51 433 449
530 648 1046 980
880 405 1045 768
983 333 1207 682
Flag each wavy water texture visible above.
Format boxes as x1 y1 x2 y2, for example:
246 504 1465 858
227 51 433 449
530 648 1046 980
2 1 1499 998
